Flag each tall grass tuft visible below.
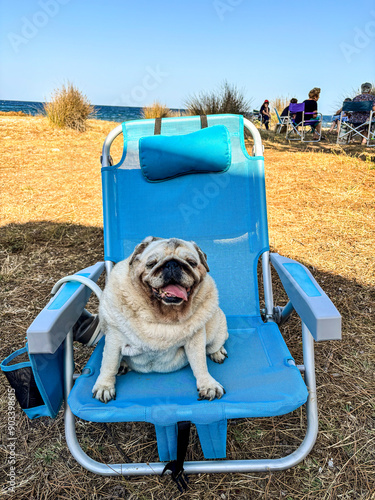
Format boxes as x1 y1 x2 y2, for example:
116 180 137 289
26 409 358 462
44 82 94 132
271 96 291 116
142 101 171 119
184 81 252 116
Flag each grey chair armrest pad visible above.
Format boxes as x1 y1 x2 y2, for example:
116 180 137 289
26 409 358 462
270 253 341 341
27 262 105 354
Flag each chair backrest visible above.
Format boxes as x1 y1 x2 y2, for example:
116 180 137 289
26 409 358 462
289 103 305 113
342 100 373 113
274 108 282 123
101 114 269 318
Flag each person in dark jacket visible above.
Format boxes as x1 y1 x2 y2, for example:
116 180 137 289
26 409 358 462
281 98 298 117
259 100 271 130
295 87 323 140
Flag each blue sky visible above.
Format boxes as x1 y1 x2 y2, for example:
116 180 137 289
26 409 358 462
0 0 374 114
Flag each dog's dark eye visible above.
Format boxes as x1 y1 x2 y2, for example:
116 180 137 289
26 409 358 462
146 261 157 269
188 260 197 267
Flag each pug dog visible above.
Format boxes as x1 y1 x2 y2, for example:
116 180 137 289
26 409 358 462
92 236 228 403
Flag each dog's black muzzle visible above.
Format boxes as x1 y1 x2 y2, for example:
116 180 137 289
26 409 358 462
161 259 183 284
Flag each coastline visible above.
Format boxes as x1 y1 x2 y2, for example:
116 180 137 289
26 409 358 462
0 99 334 126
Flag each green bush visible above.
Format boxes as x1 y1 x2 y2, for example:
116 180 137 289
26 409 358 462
44 82 94 132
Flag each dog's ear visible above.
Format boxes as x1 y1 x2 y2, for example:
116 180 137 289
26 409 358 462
192 242 210 272
129 236 163 266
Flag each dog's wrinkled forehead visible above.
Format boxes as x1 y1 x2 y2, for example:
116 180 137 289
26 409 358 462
129 236 209 271
143 238 196 260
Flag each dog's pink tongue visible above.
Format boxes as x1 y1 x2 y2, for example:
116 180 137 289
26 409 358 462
162 284 188 301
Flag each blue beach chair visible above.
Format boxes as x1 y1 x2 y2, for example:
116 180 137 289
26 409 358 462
1 114 341 482
274 107 289 134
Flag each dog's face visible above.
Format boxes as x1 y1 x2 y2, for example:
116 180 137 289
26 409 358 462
128 237 209 308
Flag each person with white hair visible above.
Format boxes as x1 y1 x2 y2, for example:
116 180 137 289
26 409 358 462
349 82 375 144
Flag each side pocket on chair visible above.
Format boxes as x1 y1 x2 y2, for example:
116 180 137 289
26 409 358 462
1 347 49 419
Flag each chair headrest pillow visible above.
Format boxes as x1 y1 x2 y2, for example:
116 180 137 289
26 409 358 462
139 125 231 182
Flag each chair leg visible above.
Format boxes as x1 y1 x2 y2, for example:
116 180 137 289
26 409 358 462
64 329 164 476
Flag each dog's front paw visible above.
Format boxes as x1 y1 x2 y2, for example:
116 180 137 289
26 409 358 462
92 378 116 403
197 376 225 401
209 346 228 364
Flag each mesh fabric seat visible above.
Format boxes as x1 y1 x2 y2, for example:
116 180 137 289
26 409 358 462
69 318 307 459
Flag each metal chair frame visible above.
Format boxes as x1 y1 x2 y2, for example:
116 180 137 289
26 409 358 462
286 105 322 143
337 101 374 146
64 258 318 476
63 119 326 477
274 108 290 134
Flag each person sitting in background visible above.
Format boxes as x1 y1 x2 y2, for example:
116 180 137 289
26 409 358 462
295 87 323 140
329 98 352 134
281 98 298 117
349 82 375 145
259 100 271 130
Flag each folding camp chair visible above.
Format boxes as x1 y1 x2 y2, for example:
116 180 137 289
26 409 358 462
369 121 375 147
1 114 341 482
337 100 375 146
274 108 289 134
286 103 323 142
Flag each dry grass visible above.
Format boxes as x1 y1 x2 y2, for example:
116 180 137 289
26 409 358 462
0 116 122 227
0 111 28 117
259 128 375 163
141 103 186 119
142 101 172 119
0 115 374 499
271 96 291 115
44 82 95 132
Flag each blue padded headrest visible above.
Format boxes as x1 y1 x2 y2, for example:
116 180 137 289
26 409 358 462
139 125 231 182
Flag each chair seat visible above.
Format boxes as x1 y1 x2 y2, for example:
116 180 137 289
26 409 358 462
68 317 308 426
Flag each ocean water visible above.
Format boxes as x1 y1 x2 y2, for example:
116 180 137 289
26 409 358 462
0 99 333 126
0 99 143 122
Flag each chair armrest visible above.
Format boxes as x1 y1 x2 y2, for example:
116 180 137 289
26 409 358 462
270 253 341 341
27 262 105 354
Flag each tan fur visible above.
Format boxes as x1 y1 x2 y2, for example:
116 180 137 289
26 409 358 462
92 237 228 403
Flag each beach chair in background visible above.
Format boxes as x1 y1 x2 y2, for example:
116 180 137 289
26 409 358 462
274 107 289 134
1 114 341 487
286 103 322 142
369 121 375 146
337 100 374 146
247 109 261 125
